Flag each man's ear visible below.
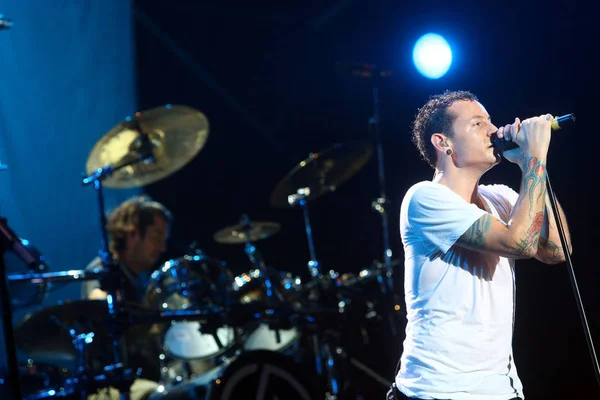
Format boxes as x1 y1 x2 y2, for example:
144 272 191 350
431 133 450 152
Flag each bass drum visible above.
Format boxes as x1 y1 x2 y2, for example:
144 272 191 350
145 252 237 361
149 351 318 400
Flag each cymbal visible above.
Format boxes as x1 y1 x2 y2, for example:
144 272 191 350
214 221 281 244
85 104 209 188
270 141 373 208
14 300 113 363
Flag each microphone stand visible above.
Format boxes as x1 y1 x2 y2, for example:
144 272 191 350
0 17 18 399
546 174 600 387
0 220 24 400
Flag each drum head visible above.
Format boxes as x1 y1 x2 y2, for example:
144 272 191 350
242 323 300 353
149 351 319 400
164 322 236 360
213 350 318 400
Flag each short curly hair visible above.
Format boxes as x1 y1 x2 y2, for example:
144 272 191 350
412 90 478 168
106 196 172 255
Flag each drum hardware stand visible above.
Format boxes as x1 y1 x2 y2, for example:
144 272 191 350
287 190 336 382
365 69 400 338
336 347 392 389
322 338 341 400
81 123 155 399
287 188 322 282
236 214 285 346
315 330 393 399
48 316 96 399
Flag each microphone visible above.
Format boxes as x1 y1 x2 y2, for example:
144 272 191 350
491 113 576 153
0 15 13 30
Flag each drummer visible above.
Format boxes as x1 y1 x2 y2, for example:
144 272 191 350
81 195 171 400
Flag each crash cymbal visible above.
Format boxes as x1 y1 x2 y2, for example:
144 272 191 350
270 141 373 208
85 104 209 188
214 221 281 244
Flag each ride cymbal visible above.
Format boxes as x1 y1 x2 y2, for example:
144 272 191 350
270 141 373 208
213 221 281 244
85 104 209 188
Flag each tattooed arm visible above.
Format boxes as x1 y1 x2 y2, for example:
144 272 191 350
453 114 553 258
455 156 547 258
534 194 572 264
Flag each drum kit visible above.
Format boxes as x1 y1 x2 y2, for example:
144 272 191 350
0 104 403 400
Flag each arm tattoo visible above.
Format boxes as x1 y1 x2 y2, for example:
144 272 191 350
512 211 544 256
523 157 546 211
539 237 565 262
459 214 493 247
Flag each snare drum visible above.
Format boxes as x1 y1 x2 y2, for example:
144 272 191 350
145 253 237 361
148 351 317 400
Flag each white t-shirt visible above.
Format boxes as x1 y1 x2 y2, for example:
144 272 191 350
396 181 524 400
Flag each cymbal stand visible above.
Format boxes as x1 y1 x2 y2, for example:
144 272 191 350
49 316 94 399
322 334 341 400
287 189 337 392
81 125 155 399
368 74 400 337
287 188 321 281
239 214 284 344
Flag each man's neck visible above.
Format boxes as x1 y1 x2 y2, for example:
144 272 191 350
433 168 481 204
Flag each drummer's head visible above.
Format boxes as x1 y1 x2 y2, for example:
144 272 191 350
106 196 172 273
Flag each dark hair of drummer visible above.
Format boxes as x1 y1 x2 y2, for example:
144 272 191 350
106 195 172 257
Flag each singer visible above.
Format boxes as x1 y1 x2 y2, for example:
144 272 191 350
388 90 572 400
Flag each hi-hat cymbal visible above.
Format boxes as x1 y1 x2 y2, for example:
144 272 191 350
85 104 209 188
270 141 373 208
214 221 281 244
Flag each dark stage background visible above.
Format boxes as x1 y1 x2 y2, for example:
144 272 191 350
2 1 597 399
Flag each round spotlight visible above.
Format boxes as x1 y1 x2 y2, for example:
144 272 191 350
412 33 452 79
